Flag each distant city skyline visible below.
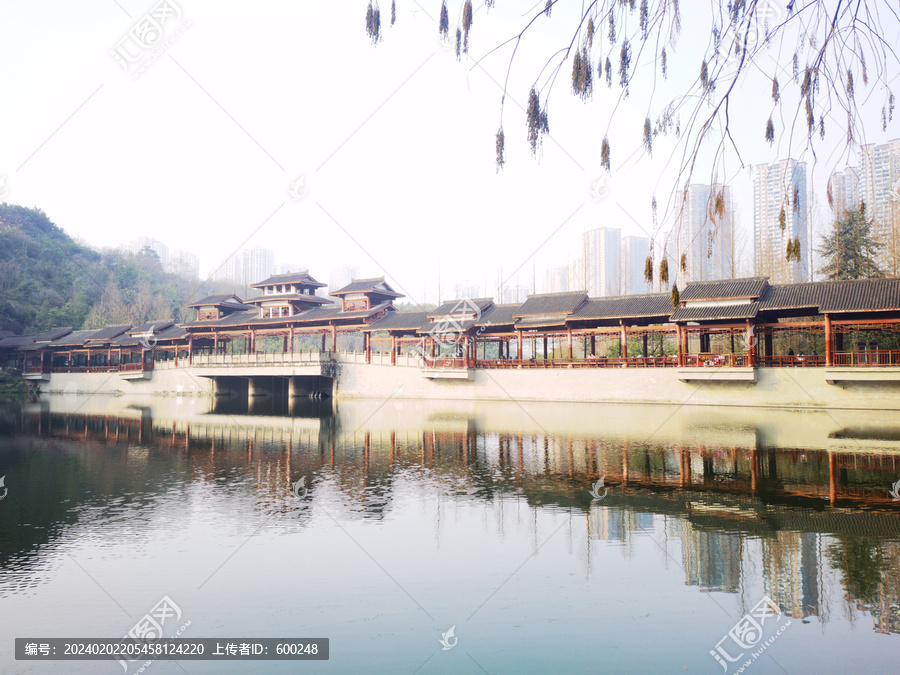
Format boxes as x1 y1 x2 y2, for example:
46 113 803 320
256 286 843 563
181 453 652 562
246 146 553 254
125 236 199 280
121 147 900 305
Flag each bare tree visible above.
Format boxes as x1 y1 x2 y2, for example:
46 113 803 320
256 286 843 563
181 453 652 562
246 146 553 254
368 1 898 287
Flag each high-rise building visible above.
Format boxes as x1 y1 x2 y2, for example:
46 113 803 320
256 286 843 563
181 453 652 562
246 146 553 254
278 263 306 276
452 282 481 300
126 237 169 267
763 531 820 619
827 166 861 215
678 520 742 593
859 138 900 273
126 237 200 279
753 160 809 283
328 266 360 297
621 236 650 295
584 227 621 296
244 247 275 287
166 250 199 279
211 246 276 291
675 184 735 287
544 266 568 294
568 255 586 292
501 284 529 304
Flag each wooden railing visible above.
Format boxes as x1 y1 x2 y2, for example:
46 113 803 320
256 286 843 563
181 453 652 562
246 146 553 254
683 353 751 367
119 362 151 372
422 356 468 370
834 350 900 366
190 351 330 367
474 356 679 369
759 354 826 367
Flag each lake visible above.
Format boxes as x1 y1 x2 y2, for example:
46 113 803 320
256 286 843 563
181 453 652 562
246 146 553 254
1 394 898 674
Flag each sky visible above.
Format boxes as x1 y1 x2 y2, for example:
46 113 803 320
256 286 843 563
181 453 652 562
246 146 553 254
0 0 896 306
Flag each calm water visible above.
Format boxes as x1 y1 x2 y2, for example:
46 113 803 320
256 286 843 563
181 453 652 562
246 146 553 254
1 394 899 674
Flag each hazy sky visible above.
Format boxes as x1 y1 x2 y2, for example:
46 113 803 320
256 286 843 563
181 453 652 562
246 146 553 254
0 1 895 305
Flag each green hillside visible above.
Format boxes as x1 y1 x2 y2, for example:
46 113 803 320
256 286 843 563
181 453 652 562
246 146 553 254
0 204 216 334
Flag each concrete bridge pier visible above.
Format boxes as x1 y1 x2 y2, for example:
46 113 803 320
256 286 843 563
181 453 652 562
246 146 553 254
213 376 247 397
248 376 275 397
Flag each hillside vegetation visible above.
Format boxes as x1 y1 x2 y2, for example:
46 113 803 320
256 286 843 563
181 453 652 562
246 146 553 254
0 204 222 334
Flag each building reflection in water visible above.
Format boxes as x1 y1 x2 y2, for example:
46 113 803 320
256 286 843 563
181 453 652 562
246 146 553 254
2 397 899 637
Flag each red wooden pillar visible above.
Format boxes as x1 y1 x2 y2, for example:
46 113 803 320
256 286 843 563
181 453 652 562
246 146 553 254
364 332 371 364
676 325 683 366
750 446 759 494
828 452 837 504
188 336 193 365
250 330 256 354
214 333 218 355
746 320 754 367
288 326 294 353
321 332 326 352
620 321 628 362
391 335 397 365
824 313 833 366
330 325 337 352
516 330 523 362
567 327 574 359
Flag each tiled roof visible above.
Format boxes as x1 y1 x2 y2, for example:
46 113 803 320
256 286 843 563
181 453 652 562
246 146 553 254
47 329 106 348
474 304 520 327
0 327 74 350
363 311 430 332
417 318 479 334
513 292 587 318
330 277 404 298
817 278 900 313
569 293 672 320
250 272 325 288
186 293 244 308
129 321 174 335
670 303 760 322
757 283 826 311
243 293 333 306
515 313 572 329
84 325 132 342
679 278 769 301
429 298 494 318
183 310 258 328
290 302 392 323
155 325 187 341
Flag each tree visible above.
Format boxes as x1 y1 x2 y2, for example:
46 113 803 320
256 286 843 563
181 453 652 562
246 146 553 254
818 204 883 280
366 1 898 287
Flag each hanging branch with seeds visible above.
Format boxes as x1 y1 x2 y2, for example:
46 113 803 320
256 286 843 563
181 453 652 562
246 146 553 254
361 0 898 266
